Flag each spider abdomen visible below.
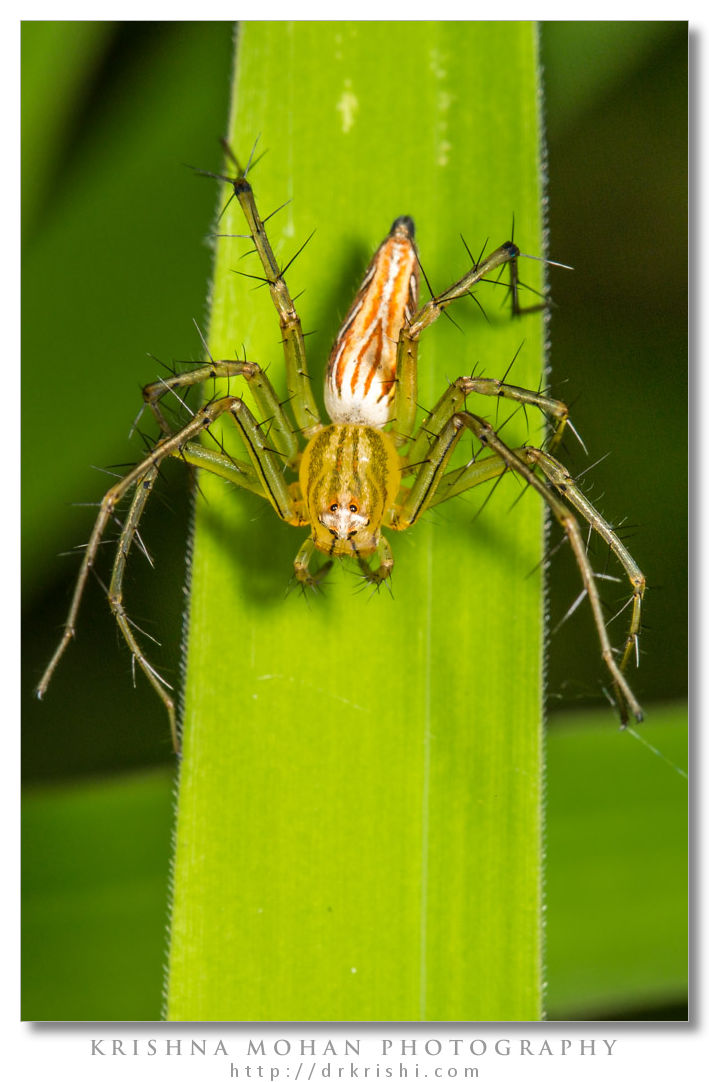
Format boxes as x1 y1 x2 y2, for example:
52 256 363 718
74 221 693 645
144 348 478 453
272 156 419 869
299 423 400 557
324 216 419 428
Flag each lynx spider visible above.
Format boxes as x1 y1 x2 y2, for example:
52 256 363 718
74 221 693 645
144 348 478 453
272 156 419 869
37 143 646 752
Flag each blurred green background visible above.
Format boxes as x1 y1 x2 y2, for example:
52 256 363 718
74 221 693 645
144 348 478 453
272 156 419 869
22 22 687 1020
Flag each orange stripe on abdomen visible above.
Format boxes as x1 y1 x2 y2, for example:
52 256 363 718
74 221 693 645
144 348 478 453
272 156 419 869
325 225 419 427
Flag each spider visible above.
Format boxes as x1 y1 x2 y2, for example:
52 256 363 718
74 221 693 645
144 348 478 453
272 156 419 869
37 144 645 753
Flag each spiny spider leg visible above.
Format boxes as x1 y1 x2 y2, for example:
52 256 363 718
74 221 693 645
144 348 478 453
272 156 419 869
39 155 324 735
143 357 299 465
355 535 395 588
507 254 548 316
207 145 322 436
294 534 394 593
176 438 262 495
465 420 643 723
36 443 178 736
428 454 513 507
292 537 332 589
429 443 644 682
524 447 646 673
105 461 180 749
36 392 308 747
406 374 570 469
395 240 540 441
390 404 643 724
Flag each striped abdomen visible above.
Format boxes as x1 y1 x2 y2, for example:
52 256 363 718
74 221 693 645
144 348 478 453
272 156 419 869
325 216 419 428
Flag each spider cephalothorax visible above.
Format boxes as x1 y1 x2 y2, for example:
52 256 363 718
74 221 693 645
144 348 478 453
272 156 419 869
37 145 645 752
299 423 400 561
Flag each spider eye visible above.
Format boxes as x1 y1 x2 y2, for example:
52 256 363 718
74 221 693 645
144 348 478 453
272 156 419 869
329 503 338 513
349 503 358 513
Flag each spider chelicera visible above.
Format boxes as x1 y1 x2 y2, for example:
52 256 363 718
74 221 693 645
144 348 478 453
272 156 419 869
37 144 645 753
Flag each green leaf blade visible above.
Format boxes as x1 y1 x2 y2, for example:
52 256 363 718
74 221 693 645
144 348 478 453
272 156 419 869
168 21 546 1022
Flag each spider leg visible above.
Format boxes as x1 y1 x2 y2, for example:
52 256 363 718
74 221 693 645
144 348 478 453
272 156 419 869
143 358 299 466
426 439 645 679
214 147 322 436
36 395 307 736
522 447 645 674
36 447 176 729
459 414 643 723
105 461 181 751
294 534 394 591
406 374 570 470
355 536 395 587
460 376 569 454
428 454 510 506
506 254 551 317
175 439 262 496
394 241 522 441
392 408 643 724
293 537 333 589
